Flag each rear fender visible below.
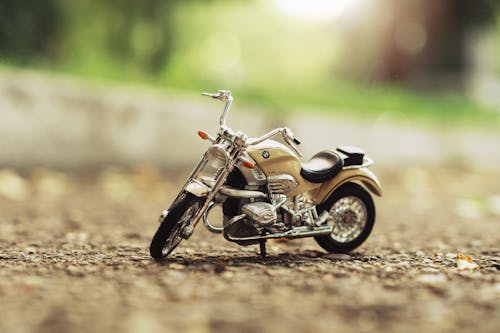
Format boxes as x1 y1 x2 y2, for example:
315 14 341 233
311 168 382 205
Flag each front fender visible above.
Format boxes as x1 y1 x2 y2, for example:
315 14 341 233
311 167 382 205
185 180 210 197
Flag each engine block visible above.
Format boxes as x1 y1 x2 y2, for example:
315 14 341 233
241 202 277 227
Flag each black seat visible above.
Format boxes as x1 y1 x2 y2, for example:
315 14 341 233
301 150 343 183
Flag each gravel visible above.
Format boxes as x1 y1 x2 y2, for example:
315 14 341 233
0 167 499 333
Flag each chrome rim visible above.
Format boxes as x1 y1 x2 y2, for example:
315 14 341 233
162 201 200 256
328 196 367 243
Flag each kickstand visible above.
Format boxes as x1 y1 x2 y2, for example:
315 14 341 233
259 240 267 258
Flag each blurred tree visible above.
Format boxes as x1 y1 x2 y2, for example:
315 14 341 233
0 0 181 77
55 0 179 77
0 0 60 63
376 0 499 89
96 0 175 73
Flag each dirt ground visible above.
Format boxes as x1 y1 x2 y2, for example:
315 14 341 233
0 165 499 333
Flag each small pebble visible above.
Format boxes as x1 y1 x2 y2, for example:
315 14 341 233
416 274 447 285
323 253 351 261
168 263 185 270
214 262 226 274
66 265 85 277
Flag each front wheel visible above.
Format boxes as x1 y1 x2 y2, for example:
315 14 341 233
315 182 375 253
150 192 204 261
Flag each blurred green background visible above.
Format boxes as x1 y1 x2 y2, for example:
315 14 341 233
1 0 500 124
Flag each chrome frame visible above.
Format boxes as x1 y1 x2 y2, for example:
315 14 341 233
202 202 224 233
180 142 243 236
225 225 333 242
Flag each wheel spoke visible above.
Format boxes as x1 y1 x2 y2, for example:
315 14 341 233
328 196 367 243
162 201 200 256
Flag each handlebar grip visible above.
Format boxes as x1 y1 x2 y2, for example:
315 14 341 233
202 92 218 98
293 137 301 145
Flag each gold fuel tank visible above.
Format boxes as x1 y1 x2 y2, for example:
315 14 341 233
246 140 320 197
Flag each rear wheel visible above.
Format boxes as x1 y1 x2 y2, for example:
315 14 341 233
315 182 375 253
150 192 203 261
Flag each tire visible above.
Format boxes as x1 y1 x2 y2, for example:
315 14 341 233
314 182 375 253
150 192 203 261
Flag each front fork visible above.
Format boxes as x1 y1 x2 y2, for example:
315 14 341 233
163 149 241 239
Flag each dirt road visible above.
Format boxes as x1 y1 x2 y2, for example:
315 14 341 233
0 166 499 333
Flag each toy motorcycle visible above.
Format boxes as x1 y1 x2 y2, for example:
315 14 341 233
150 90 382 261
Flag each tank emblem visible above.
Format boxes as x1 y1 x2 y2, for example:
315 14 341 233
262 150 270 159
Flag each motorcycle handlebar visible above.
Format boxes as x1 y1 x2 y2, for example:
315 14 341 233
201 90 301 154
201 92 219 98
247 127 302 156
202 90 233 129
202 90 231 101
247 128 283 146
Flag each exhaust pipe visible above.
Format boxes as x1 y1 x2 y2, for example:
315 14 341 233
225 225 333 242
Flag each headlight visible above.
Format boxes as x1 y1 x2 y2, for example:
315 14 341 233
207 144 230 169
